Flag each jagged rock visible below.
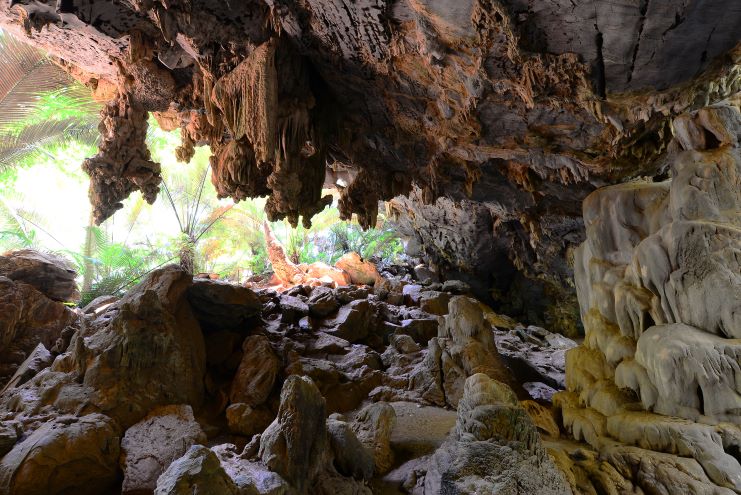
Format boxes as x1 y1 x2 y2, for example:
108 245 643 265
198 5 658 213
308 332 351 355
441 280 470 295
226 403 274 437
334 286 369 304
321 299 377 343
494 325 576 390
413 296 519 407
66 266 206 427
121 404 207 495
187 279 261 331
413 264 438 283
0 276 78 386
258 375 328 492
0 250 79 302
417 291 451 316
335 252 382 286
230 335 280 406
212 443 290 495
154 444 238 495
0 421 19 457
327 417 374 480
279 295 309 323
424 374 572 494
351 402 396 475
307 286 339 317
1 342 52 391
394 318 439 345
82 295 118 314
0 414 121 495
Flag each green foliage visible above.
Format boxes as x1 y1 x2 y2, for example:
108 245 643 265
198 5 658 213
323 217 404 264
0 30 100 169
70 225 169 306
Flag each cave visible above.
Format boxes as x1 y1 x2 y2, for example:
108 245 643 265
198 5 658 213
0 0 739 494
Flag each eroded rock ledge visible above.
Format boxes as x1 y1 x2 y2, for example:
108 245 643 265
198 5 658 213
1 1 740 320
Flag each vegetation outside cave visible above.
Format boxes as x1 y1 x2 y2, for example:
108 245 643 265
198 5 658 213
0 29 404 306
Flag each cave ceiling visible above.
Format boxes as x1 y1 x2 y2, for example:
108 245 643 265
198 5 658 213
1 0 739 326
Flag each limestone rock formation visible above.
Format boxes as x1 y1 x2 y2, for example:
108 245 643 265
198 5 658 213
351 402 397 475
258 375 329 492
154 445 239 495
187 279 261 331
0 413 121 495
2 0 738 325
555 104 741 493
424 373 572 494
120 405 207 495
0 249 79 302
229 335 280 406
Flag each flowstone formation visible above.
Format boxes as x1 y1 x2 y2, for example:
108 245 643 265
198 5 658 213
1 1 740 325
553 105 741 493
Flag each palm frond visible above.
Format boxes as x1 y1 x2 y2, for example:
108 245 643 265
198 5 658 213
0 32 77 128
0 119 100 168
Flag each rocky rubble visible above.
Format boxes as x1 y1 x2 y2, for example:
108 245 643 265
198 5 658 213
0 248 578 494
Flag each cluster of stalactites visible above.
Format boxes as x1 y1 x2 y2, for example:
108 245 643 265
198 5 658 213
203 37 333 228
82 93 162 225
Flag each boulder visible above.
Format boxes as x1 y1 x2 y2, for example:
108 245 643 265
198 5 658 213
212 443 291 495
417 291 451 316
326 417 374 480
494 325 576 390
441 280 470 294
68 266 206 427
321 299 377 343
307 286 339 317
424 374 572 494
154 444 238 495
0 276 78 386
0 249 79 302
334 252 382 286
305 262 352 287
230 335 280 406
82 295 118 314
121 404 207 494
226 403 274 437
187 278 261 331
259 375 328 492
279 295 309 323
1 343 53 391
0 414 121 495
351 402 396 475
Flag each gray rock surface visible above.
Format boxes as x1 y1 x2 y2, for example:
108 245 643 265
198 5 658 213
155 444 239 495
230 335 280 406
258 375 329 492
424 374 572 494
0 414 121 495
121 404 207 494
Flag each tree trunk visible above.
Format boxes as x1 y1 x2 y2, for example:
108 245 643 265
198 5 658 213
263 221 304 285
81 211 95 295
